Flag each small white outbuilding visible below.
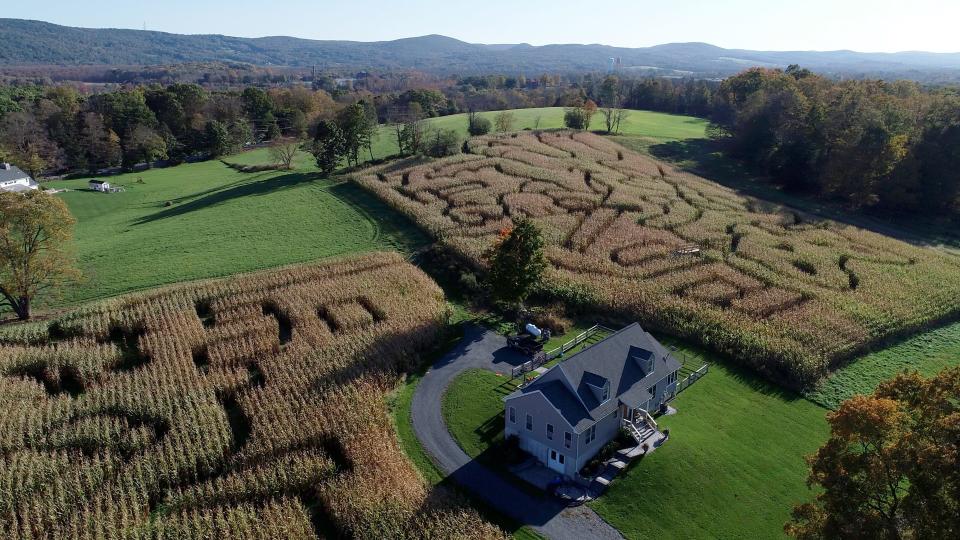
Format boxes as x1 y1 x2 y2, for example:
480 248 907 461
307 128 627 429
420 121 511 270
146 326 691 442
89 179 111 192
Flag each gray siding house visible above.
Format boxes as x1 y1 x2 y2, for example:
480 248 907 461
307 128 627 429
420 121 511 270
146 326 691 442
0 163 38 193
503 323 681 477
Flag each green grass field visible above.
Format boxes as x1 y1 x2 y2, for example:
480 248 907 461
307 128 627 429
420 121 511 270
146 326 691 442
368 107 710 159
38 147 426 309
443 344 829 540
805 320 960 409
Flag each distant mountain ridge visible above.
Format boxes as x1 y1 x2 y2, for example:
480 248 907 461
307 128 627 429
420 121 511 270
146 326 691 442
2 18 960 78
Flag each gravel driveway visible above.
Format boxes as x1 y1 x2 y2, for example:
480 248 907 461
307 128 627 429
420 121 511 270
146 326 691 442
410 324 624 540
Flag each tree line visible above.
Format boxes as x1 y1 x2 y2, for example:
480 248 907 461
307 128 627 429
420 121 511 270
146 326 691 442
0 83 340 177
713 67 960 217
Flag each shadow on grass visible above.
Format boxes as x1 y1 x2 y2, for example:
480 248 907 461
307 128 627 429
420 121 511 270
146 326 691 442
327 181 430 253
645 138 960 248
133 172 321 224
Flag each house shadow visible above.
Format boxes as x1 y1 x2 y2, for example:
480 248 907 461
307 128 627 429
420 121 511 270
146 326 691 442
132 172 320 225
437 451 567 530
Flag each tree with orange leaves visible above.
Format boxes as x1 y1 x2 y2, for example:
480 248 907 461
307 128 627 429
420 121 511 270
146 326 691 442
786 367 960 540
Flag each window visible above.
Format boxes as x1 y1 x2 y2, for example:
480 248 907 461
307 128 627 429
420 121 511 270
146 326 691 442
546 423 554 440
525 414 533 431
586 425 596 444
564 431 572 449
509 407 516 423
601 385 609 401
648 385 655 396
668 371 678 384
558 454 565 464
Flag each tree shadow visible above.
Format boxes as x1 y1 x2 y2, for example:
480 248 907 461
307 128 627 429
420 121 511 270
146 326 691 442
132 172 321 225
647 138 960 248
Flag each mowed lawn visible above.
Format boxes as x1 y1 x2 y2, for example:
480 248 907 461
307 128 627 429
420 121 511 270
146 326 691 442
443 349 829 539
41 147 427 308
369 107 709 158
806 320 960 409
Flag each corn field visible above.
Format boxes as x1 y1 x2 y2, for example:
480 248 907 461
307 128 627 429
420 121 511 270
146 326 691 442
0 252 504 539
355 131 960 389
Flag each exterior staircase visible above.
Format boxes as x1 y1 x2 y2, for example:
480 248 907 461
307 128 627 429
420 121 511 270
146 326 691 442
588 409 666 496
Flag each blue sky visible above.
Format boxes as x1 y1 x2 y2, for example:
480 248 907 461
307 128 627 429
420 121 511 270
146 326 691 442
6 0 959 53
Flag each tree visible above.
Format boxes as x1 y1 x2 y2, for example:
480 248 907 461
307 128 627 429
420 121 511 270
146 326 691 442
336 102 375 167
581 99 598 130
268 139 301 170
389 103 424 156
494 111 515 133
483 218 547 306
81 112 121 171
467 110 492 136
205 120 232 158
563 107 586 130
425 128 461 158
124 125 167 166
310 119 345 175
0 110 62 177
0 191 80 320
786 367 960 540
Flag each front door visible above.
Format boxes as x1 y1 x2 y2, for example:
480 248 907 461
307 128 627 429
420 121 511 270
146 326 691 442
547 449 565 473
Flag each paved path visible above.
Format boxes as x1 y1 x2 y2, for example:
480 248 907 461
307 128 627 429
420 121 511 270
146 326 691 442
411 325 624 540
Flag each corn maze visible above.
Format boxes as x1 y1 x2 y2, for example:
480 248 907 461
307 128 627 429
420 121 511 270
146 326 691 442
0 252 503 539
356 131 960 388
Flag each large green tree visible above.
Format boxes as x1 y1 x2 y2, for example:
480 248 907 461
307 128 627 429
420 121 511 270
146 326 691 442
310 119 346 175
0 191 80 320
483 218 547 305
786 367 960 540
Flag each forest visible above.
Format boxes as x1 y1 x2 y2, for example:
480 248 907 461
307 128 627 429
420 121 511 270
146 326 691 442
0 67 958 218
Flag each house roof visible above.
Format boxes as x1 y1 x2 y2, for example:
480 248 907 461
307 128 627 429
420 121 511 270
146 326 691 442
0 164 31 184
89 180 107 184
506 323 682 432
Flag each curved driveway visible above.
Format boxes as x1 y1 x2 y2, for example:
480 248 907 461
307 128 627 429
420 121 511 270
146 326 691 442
411 324 624 540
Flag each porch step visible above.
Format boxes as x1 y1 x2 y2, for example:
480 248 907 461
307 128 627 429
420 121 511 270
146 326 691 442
608 459 628 471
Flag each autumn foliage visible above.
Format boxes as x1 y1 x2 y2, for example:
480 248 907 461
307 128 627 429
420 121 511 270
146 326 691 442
787 367 960 540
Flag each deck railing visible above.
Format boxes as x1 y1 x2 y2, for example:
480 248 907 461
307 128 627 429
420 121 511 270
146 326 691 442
675 364 709 394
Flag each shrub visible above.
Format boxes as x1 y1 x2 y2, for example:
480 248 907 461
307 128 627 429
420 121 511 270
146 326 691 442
467 113 492 136
564 108 586 130
426 129 462 157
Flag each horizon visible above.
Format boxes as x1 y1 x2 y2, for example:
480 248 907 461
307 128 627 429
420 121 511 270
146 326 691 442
8 18 960 56
3 0 960 54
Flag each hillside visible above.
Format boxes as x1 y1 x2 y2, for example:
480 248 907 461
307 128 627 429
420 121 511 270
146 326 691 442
3 18 960 78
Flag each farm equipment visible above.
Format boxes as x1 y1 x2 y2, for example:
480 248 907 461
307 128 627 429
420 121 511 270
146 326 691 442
507 323 551 357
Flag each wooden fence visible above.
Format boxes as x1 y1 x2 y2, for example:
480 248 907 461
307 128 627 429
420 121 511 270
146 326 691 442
676 364 709 394
509 351 548 379
510 324 614 381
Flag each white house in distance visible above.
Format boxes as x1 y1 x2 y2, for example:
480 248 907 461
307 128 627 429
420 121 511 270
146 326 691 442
0 163 39 193
89 179 111 192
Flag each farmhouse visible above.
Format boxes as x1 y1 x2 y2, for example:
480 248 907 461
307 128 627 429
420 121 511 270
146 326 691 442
0 163 39 193
504 323 681 477
89 179 110 192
